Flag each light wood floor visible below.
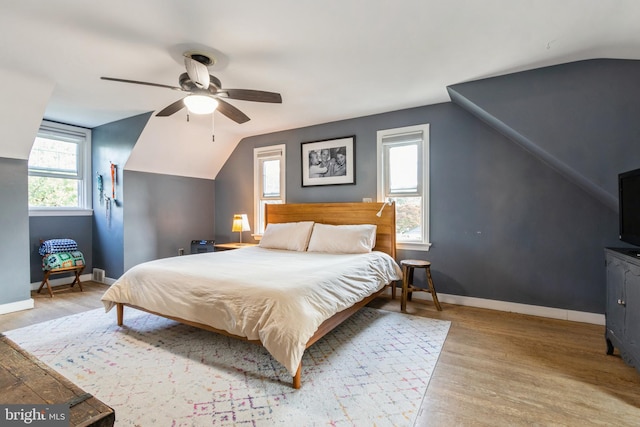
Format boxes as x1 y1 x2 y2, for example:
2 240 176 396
2 282 640 426
0 282 109 332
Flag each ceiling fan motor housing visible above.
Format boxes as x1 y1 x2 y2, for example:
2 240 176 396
179 73 221 91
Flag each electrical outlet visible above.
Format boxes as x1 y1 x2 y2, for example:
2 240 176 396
362 198 373 203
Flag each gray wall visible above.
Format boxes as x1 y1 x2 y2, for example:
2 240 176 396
426 104 619 312
123 170 215 270
448 59 640 211
92 113 151 279
215 60 635 314
0 158 30 305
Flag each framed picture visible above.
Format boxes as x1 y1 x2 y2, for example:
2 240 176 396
301 136 355 187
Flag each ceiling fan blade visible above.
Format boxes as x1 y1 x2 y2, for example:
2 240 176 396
101 76 182 91
223 89 282 103
156 98 186 117
184 56 210 90
216 99 250 124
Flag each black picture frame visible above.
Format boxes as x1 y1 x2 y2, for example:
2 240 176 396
301 136 355 187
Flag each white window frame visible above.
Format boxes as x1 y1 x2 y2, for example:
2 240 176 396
377 124 431 251
28 120 92 216
253 144 286 235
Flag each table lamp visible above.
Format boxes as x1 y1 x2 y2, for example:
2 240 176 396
232 214 251 244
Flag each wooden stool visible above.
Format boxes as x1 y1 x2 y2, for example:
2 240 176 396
401 259 442 312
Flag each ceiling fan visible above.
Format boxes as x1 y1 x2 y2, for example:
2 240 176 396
101 52 282 124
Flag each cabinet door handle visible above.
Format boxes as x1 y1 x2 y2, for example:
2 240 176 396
618 298 626 306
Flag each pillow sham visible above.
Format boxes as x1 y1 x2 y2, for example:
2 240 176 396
258 221 315 251
307 223 377 254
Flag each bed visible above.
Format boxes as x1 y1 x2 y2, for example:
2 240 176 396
101 202 401 389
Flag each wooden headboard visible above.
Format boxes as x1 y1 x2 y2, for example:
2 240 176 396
265 202 396 258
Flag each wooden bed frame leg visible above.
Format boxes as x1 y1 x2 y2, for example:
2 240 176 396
293 362 301 389
116 303 124 326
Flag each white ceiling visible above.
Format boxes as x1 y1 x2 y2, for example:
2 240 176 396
1 1 639 178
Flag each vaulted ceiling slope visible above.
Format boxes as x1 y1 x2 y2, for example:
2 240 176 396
448 59 640 211
1 1 639 179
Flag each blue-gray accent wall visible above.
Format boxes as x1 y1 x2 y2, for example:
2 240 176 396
447 59 640 211
92 113 151 279
215 59 639 314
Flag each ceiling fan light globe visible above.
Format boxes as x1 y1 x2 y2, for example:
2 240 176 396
184 95 218 114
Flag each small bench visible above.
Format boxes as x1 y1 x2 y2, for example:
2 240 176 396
37 264 85 298
38 239 85 298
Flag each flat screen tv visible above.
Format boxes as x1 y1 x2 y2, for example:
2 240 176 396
619 167 640 247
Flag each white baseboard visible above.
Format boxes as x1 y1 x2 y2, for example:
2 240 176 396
384 287 605 325
13 278 605 325
0 298 34 315
30 274 119 289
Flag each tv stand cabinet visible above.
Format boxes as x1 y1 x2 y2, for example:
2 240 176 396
605 248 640 373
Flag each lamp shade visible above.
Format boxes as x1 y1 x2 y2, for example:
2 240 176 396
231 214 251 233
183 94 219 115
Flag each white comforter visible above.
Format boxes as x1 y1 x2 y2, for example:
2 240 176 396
101 246 402 375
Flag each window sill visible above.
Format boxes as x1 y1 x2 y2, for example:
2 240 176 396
396 242 432 252
29 209 93 217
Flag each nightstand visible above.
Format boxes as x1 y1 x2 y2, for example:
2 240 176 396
214 242 258 251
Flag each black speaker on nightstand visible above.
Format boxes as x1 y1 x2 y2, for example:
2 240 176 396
190 240 215 254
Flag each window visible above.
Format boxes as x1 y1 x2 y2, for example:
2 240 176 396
377 124 430 250
254 144 286 234
28 120 92 215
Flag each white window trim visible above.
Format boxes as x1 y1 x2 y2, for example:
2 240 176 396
253 144 286 236
377 124 431 251
28 120 92 216
29 209 93 217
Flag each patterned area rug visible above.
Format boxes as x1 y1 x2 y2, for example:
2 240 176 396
5 307 450 426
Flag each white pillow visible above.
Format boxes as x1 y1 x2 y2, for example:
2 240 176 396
307 223 377 254
258 221 315 251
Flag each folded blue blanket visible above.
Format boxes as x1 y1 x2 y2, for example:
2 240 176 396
39 238 79 256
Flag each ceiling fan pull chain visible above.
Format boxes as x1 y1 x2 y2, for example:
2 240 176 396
212 114 215 142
